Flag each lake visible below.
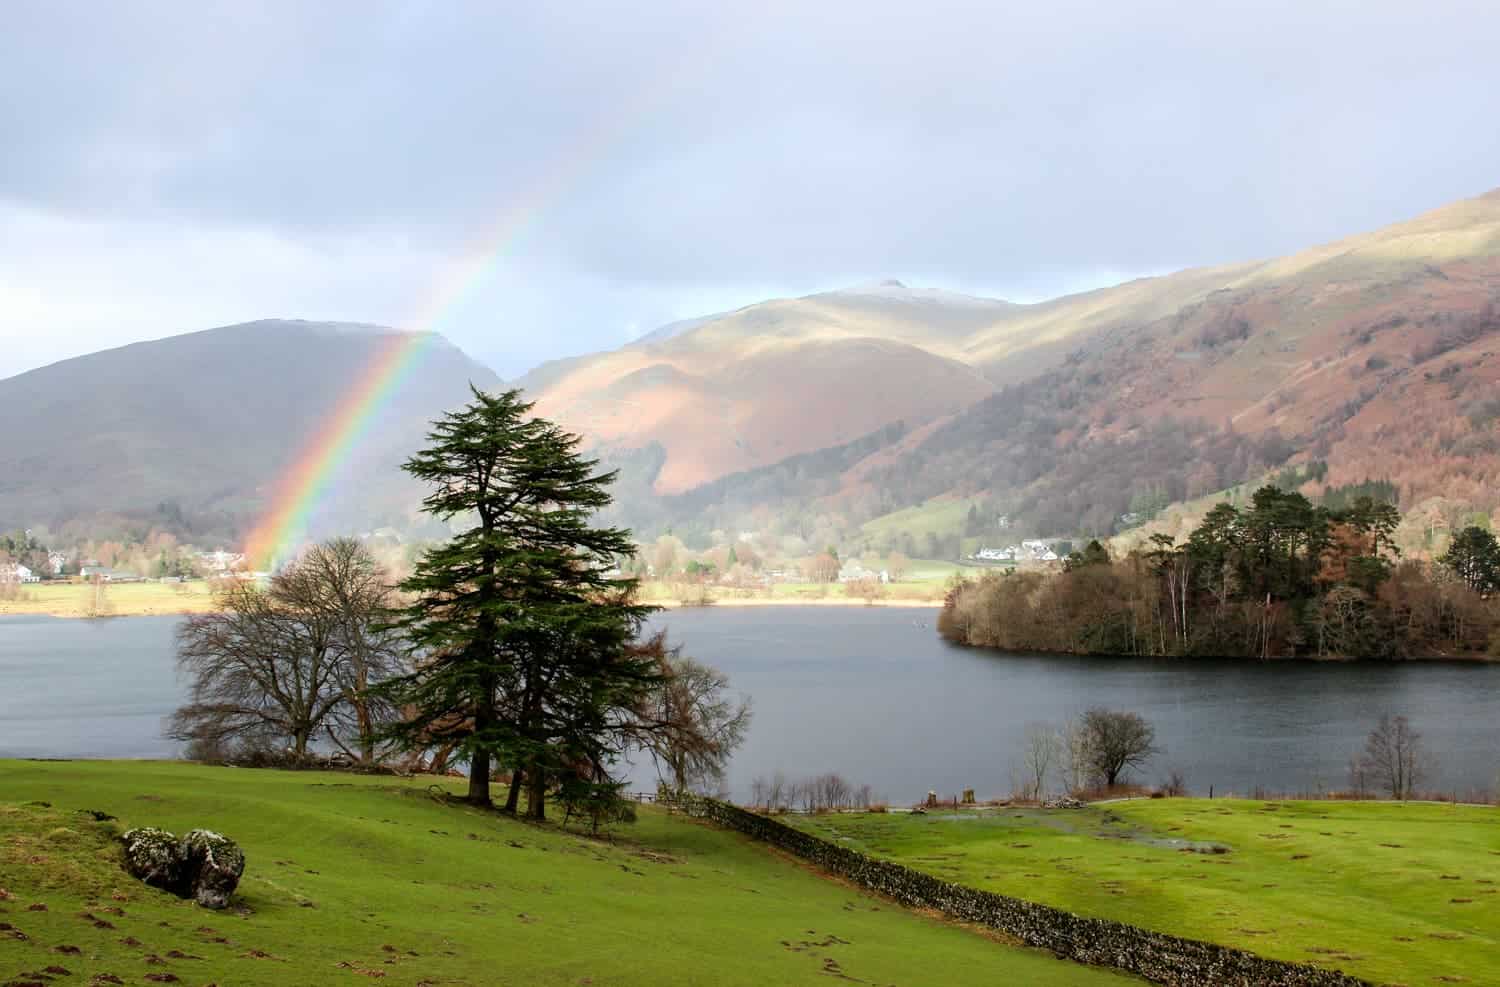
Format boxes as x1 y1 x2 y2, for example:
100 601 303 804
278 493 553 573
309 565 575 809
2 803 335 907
2 608 1497 801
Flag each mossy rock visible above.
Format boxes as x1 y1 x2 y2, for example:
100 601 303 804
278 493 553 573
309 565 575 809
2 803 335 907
120 826 245 909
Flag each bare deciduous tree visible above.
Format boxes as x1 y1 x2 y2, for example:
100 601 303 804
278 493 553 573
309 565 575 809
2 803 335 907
766 770 788 812
1021 722 1061 800
846 576 886 605
1062 717 1092 794
631 634 751 792
170 540 401 761
82 573 111 618
285 538 404 763
1078 708 1161 788
1358 713 1429 799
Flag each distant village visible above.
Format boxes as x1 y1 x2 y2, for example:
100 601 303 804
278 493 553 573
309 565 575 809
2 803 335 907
967 540 1061 564
0 548 252 586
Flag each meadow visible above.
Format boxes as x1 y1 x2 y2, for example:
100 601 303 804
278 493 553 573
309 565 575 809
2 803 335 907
0 761 1132 986
0 581 218 618
791 798 1500 985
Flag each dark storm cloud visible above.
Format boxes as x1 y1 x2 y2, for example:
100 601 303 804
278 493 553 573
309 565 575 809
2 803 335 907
3 0 1499 376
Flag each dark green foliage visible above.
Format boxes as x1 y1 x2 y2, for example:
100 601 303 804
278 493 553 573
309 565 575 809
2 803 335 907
1441 526 1500 595
1320 479 1399 513
378 387 659 817
1063 540 1110 572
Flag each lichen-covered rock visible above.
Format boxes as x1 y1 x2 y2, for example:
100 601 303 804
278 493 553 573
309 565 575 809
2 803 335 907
121 828 187 892
180 830 245 910
120 827 244 910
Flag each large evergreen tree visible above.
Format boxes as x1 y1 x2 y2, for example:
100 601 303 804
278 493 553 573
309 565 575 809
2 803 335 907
380 387 657 815
1441 526 1500 595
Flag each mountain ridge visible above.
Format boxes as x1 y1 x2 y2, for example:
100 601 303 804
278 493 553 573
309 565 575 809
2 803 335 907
0 319 501 543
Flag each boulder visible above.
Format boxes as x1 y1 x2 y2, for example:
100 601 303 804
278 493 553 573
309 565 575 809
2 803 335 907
121 828 244 910
121 828 186 890
180 830 245 910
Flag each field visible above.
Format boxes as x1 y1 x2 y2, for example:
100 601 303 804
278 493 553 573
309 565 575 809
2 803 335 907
0 761 1132 986
0 581 218 619
791 798 1500 985
860 497 978 543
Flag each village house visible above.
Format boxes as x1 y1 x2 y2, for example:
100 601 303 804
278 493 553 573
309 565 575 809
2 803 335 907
836 560 879 583
196 549 246 574
2 563 40 583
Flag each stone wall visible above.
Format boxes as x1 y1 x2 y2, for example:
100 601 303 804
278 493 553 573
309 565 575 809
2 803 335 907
673 794 1370 987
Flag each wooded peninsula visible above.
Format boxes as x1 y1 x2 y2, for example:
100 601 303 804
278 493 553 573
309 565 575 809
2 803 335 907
939 486 1500 659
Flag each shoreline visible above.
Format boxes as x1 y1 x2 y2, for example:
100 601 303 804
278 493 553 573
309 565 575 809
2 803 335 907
1 592 945 619
646 596 943 610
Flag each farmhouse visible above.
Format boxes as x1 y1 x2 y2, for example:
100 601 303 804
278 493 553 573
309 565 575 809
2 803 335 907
2 563 40 583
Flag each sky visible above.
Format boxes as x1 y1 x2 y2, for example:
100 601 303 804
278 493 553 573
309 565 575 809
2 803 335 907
3 0 1499 381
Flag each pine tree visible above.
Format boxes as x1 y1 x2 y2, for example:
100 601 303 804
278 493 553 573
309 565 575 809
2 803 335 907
379 388 657 815
1441 526 1500 595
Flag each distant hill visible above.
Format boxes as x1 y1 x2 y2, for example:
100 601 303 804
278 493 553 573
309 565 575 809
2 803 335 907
0 320 500 543
10 190 1500 559
515 281 1012 494
538 189 1500 552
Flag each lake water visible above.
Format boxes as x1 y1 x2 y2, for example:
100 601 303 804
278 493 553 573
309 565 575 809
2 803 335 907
3 608 1498 801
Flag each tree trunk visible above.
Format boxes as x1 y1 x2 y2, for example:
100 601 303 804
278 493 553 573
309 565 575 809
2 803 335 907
504 768 524 815
525 763 547 821
467 748 492 806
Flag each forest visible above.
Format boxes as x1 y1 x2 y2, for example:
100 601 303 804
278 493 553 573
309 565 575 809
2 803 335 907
939 485 1500 659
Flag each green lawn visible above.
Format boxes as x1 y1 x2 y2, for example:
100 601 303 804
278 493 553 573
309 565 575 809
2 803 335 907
791 798 1500 985
0 761 1132 986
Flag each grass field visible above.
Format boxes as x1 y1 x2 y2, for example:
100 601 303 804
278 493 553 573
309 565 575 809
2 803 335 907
0 581 218 618
0 761 1132 986
791 798 1500 985
860 497 977 543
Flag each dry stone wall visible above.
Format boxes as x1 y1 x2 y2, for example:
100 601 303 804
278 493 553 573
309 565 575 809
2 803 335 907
673 794 1370 987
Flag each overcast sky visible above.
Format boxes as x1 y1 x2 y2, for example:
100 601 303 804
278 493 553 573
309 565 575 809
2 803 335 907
3 0 1499 380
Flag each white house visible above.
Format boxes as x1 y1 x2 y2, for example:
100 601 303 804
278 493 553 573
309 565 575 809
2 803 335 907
4 563 40 584
197 549 247 574
837 560 878 583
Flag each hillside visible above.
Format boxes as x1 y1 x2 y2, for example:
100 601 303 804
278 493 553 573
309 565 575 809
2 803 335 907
0 320 500 543
6 190 1499 559
0 760 1130 986
517 282 1009 493
571 188 1500 553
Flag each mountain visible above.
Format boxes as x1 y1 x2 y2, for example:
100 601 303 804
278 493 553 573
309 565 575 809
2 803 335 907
515 281 1018 494
8 190 1498 559
0 320 500 542
535 189 1500 552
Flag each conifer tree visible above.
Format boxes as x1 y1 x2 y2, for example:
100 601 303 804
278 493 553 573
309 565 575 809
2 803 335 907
380 387 657 814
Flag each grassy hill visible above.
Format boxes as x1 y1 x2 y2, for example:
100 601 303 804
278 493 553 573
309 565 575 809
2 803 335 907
0 761 1131 986
793 798 1500 986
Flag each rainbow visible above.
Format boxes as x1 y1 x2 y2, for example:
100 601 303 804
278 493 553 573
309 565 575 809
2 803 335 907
241 39 723 568
242 330 441 568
